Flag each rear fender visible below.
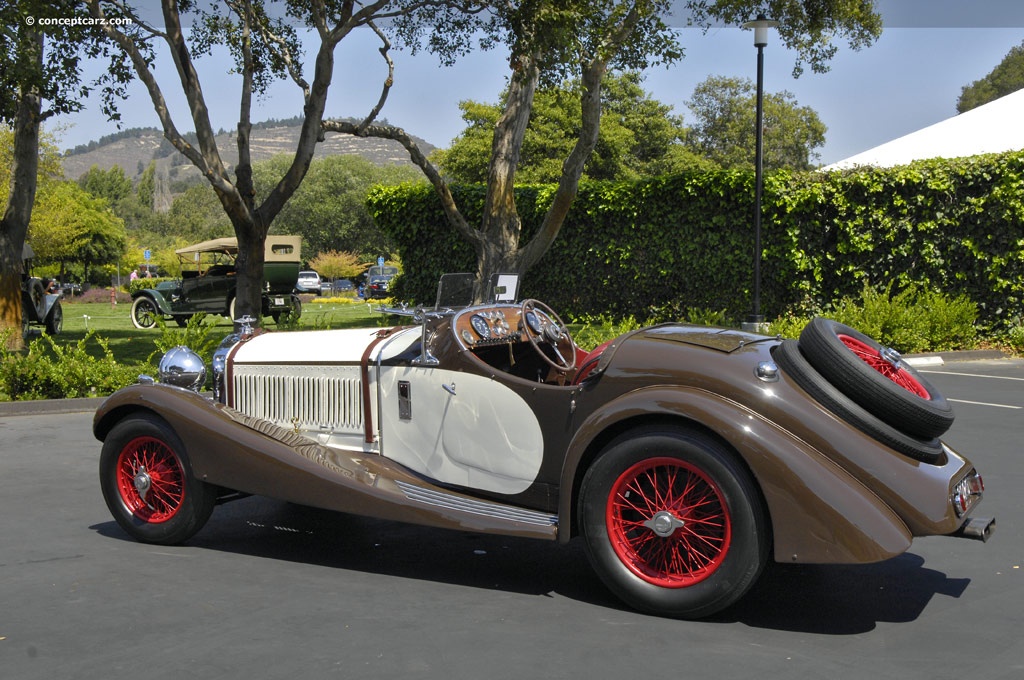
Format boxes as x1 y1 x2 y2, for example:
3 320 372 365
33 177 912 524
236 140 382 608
562 385 913 564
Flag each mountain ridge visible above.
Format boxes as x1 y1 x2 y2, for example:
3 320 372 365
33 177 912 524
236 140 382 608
61 121 437 210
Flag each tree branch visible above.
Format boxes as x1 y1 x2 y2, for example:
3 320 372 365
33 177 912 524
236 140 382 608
354 21 394 133
322 119 481 249
86 1 216 186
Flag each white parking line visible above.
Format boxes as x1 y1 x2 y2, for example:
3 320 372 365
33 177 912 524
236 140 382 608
947 398 1022 410
920 370 1024 382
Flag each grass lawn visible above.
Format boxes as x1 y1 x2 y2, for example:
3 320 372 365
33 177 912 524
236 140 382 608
42 297 390 367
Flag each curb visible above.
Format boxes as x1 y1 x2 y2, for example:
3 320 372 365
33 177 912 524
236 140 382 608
0 396 107 418
905 349 1010 368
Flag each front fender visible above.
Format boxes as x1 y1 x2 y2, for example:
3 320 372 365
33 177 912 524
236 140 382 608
93 384 558 540
131 289 173 315
561 385 913 564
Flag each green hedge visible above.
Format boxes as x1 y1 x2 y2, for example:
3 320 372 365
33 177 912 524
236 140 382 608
368 151 1024 329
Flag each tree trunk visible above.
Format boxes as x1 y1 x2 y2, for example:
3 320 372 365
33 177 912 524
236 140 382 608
0 26 44 351
472 55 540 300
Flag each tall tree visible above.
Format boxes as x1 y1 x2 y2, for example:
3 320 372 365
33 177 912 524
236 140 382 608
87 0 481 323
325 0 881 300
327 0 684 299
434 71 701 183
29 181 127 283
1 1 96 348
685 75 827 171
957 40 1024 113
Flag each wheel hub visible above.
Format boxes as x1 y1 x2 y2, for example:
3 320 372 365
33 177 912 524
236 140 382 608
643 510 685 537
879 345 903 367
133 467 152 504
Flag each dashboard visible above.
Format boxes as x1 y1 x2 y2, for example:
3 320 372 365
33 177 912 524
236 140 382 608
452 304 526 349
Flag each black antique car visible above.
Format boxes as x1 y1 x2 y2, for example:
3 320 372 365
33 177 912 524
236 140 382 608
129 236 302 329
94 274 993 618
20 244 63 337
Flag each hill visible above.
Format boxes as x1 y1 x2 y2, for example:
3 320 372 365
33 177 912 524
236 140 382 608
61 119 437 211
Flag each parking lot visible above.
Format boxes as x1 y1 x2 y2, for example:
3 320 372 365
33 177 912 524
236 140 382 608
0 358 1021 680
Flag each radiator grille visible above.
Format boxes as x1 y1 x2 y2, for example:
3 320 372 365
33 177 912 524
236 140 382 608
230 364 364 434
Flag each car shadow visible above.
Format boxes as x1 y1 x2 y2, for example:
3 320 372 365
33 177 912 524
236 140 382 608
91 496 970 632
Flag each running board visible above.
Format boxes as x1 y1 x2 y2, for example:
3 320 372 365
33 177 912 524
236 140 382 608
396 481 559 529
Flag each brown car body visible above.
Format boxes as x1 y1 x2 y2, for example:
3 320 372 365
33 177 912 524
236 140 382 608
94 299 991 618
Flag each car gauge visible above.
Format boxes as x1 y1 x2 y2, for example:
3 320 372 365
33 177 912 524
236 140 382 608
471 314 491 339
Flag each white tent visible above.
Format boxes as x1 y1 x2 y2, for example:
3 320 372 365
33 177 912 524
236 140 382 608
824 88 1024 170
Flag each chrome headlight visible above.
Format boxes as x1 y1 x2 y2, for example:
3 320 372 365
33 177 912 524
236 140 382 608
158 346 207 392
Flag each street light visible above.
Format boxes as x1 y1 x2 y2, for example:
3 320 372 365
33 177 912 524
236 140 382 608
741 14 778 330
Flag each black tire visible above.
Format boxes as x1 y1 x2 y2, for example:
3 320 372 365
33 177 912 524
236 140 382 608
774 340 944 463
27 278 47 320
579 426 769 619
130 296 159 330
798 318 954 439
99 413 215 545
45 300 63 335
173 315 192 328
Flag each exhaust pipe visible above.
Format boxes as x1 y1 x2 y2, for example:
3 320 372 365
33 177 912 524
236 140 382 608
956 516 995 542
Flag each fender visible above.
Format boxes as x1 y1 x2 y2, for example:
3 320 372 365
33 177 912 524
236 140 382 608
132 288 174 315
561 385 913 564
93 384 559 540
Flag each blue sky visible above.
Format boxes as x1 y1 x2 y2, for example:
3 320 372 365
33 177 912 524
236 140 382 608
51 1 1024 167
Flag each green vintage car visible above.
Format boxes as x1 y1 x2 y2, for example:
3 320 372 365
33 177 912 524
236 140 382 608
130 236 302 329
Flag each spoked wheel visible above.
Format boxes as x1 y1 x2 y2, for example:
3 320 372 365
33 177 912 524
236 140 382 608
45 301 63 335
608 457 731 587
580 426 768 619
798 317 953 439
99 414 215 545
130 296 159 330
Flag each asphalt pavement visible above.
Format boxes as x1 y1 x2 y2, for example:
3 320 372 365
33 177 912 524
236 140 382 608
1 356 1021 680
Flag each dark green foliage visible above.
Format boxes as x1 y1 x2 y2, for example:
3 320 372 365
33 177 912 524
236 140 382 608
369 151 1024 333
957 40 1024 113
768 285 977 354
0 331 139 399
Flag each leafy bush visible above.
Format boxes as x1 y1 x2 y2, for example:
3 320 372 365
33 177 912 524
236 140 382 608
0 331 141 400
369 151 1024 332
149 313 224 365
767 284 977 353
570 314 644 350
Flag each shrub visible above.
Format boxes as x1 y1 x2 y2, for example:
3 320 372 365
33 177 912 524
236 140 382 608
0 331 141 400
149 313 224 365
767 284 977 353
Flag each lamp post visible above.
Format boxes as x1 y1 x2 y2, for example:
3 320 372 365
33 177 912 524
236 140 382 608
741 14 778 331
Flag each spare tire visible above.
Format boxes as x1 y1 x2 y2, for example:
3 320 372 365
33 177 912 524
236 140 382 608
26 278 46 321
798 318 954 440
773 340 944 464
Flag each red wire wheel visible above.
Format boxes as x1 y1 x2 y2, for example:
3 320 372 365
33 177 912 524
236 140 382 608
100 414 215 545
798 318 954 440
115 435 186 524
837 334 930 399
606 457 731 587
579 428 767 619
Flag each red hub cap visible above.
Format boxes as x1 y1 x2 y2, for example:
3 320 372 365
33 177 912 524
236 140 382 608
116 436 186 523
606 457 731 587
837 334 930 399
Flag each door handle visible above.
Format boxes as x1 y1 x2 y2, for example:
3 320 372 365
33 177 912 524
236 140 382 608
442 382 456 396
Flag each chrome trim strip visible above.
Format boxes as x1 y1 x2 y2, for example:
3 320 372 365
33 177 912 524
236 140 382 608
395 481 558 527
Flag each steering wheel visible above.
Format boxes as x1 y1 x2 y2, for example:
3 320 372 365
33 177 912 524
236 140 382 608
520 299 577 373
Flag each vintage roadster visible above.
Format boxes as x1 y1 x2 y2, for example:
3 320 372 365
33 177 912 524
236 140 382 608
94 274 993 618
